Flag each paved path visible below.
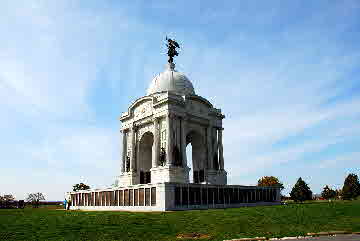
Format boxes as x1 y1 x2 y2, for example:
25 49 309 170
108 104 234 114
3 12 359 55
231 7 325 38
284 234 360 240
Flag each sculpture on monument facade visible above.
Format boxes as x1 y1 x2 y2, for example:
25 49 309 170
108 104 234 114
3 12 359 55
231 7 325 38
159 147 166 166
166 36 180 64
126 155 130 172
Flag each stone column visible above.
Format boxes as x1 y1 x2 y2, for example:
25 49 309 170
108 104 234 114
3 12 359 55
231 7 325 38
276 188 281 202
136 135 140 172
180 117 187 167
121 130 127 173
131 126 137 172
180 186 183 205
212 128 218 170
207 126 213 169
218 128 224 170
166 114 173 166
152 118 160 168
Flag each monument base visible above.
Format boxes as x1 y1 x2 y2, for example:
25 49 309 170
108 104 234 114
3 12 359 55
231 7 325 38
150 165 190 184
206 170 227 185
117 172 138 185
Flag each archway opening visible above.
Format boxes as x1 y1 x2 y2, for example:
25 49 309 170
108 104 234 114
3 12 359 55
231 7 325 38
138 132 154 184
186 131 206 183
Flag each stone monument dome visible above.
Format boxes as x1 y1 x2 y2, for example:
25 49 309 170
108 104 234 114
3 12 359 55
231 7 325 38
147 62 195 96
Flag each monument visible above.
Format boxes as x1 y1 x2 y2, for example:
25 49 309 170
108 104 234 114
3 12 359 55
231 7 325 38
68 38 281 211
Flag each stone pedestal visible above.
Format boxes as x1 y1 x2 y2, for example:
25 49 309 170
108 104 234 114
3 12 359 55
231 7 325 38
150 165 190 184
206 170 227 185
117 172 138 186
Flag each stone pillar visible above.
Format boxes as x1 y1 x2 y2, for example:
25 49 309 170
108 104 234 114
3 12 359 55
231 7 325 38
166 114 173 166
276 188 281 202
218 128 224 170
207 126 213 169
213 128 218 169
131 126 137 172
121 130 127 173
180 186 183 205
180 117 187 167
152 118 160 168
136 135 140 172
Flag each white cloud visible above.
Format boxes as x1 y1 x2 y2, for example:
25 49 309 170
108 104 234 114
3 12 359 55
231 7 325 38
317 152 360 169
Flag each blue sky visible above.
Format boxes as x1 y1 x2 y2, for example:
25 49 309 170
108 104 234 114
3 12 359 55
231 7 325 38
1 1 359 200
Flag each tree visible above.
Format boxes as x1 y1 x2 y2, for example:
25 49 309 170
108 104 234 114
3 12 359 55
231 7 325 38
1 194 15 202
342 173 360 200
290 177 313 202
73 183 90 192
0 194 15 208
257 176 284 190
26 193 45 208
321 185 337 200
335 189 342 198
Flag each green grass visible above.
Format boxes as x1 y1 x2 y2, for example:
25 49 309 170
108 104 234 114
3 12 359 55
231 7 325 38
1 200 360 241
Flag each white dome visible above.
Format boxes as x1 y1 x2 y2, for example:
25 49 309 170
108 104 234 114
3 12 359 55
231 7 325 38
147 63 195 96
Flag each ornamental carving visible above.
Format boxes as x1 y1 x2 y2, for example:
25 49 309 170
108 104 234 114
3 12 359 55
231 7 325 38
135 116 154 127
133 101 152 120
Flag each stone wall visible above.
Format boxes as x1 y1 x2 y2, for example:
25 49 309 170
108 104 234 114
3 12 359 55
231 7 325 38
68 183 281 212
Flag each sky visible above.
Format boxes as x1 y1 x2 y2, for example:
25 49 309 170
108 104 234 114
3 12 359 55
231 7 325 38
0 0 359 200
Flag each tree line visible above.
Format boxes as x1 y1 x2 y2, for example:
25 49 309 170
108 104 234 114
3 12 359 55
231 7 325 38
0 192 45 209
257 173 360 202
0 183 90 209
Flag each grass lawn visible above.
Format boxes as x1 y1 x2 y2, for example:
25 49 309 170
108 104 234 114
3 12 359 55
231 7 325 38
1 200 360 241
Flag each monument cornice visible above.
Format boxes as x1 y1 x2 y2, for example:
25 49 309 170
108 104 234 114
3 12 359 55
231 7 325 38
185 94 213 109
119 95 157 121
132 116 155 127
185 114 210 126
153 95 185 108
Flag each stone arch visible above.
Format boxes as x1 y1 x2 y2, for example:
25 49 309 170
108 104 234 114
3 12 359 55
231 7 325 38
138 125 154 142
186 130 206 183
138 131 154 184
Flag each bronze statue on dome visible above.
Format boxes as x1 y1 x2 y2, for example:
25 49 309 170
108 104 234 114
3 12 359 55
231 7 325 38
166 36 180 64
